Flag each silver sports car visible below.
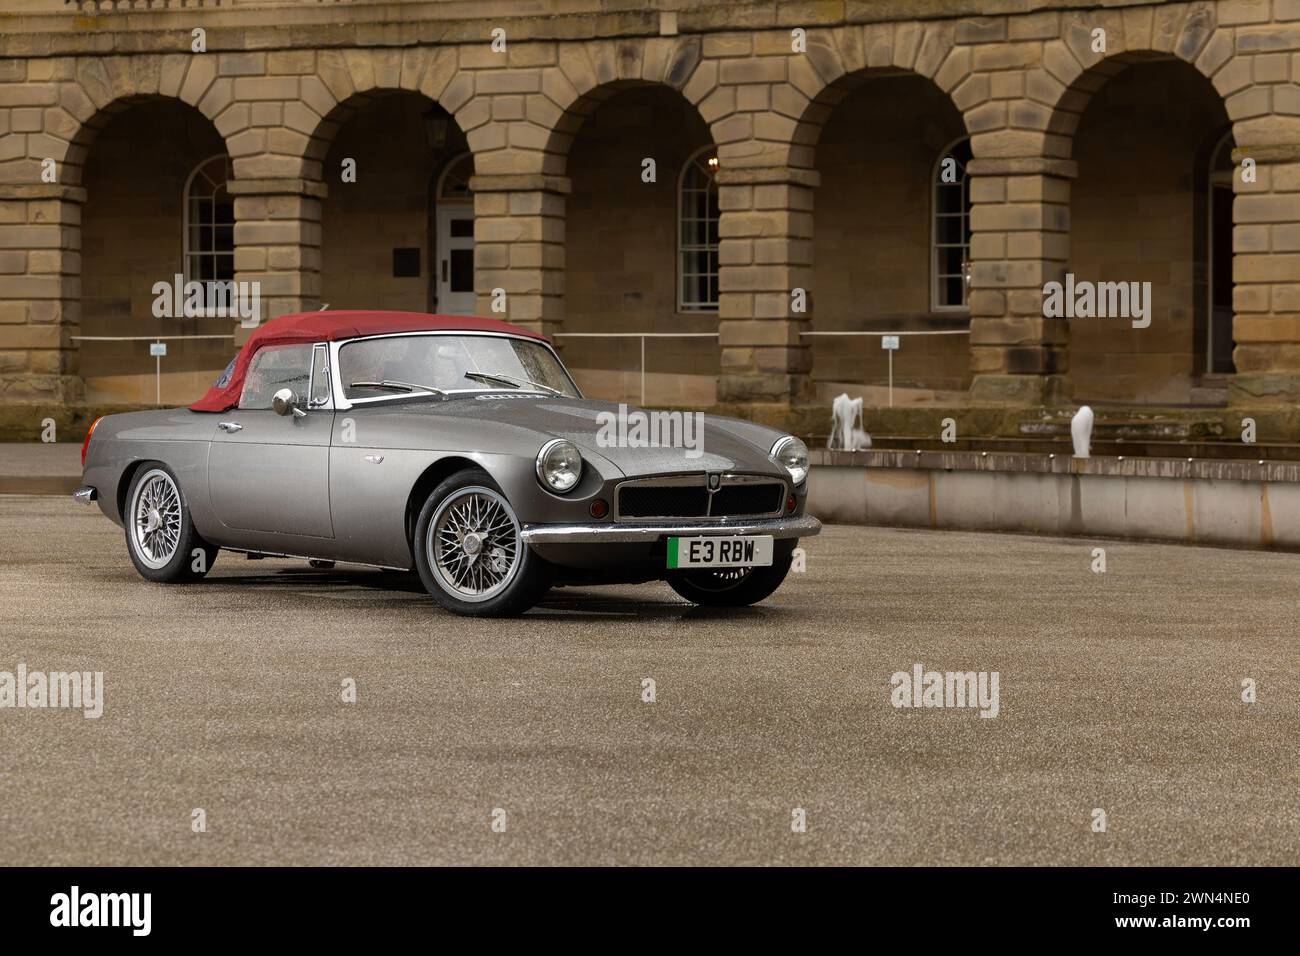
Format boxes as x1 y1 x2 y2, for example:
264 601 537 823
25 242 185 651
76 311 819 617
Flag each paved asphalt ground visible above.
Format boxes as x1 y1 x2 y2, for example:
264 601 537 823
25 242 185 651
1 492 1297 866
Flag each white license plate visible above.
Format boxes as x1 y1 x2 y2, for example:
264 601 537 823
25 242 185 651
667 535 773 569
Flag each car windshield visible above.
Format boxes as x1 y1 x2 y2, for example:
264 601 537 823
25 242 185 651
338 334 580 401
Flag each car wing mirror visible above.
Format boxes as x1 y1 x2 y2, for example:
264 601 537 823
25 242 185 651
273 387 307 419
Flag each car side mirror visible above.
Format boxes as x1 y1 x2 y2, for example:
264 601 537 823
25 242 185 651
273 388 307 418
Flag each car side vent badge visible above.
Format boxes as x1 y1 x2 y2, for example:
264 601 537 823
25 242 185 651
365 455 384 464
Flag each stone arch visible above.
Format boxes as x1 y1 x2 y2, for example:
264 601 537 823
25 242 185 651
1032 4 1230 158
793 34 975 402
304 75 473 314
785 22 973 170
54 54 249 186
298 47 464 181
552 63 721 404
538 36 707 175
72 86 237 402
957 8 1242 406
1041 50 1231 156
1035 37 1238 404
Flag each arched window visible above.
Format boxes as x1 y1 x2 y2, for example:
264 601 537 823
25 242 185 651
932 137 973 311
184 154 235 289
678 146 719 312
436 151 474 202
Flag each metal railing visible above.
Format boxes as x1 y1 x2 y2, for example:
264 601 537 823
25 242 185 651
71 334 232 406
553 328 972 407
69 327 971 408
551 332 719 406
799 329 971 407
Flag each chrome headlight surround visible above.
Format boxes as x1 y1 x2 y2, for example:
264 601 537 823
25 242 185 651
536 438 583 494
770 435 809 486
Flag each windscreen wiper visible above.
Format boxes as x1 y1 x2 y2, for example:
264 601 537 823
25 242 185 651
463 371 562 396
349 379 447 396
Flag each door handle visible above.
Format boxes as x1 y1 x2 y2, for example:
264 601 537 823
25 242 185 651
217 421 242 433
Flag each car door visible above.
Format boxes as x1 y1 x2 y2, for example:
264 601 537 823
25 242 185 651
207 342 335 538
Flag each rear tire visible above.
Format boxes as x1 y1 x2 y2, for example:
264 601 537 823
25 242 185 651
413 468 551 617
666 538 796 607
124 463 218 583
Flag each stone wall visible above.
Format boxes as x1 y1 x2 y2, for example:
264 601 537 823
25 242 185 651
0 0 1298 413
809 449 1300 550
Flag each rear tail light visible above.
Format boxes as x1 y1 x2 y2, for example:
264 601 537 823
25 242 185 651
81 417 103 467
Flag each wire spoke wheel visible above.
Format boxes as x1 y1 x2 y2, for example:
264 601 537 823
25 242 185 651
427 486 522 603
682 567 753 592
667 540 795 608
131 468 183 570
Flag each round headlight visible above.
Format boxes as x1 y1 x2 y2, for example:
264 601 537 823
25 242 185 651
771 435 809 486
537 438 582 493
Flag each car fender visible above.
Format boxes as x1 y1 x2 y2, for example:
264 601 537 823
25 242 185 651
328 442 625 570
83 410 217 536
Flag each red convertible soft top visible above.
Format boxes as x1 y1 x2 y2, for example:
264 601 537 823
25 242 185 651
190 310 547 413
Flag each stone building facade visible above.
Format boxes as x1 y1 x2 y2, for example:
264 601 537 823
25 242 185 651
1 0 1299 421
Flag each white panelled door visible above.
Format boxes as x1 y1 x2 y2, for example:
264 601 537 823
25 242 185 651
435 204 475 315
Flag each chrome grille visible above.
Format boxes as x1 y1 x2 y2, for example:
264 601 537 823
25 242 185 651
615 474 786 520
711 483 784 517
618 485 708 518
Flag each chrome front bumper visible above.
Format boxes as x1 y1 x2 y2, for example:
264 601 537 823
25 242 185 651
73 486 98 504
520 514 821 545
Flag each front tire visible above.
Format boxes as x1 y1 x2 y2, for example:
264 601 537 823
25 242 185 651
413 468 551 617
124 463 218 583
666 538 796 607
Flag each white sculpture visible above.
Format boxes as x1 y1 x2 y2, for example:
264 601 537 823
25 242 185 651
1071 405 1094 459
829 393 872 452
